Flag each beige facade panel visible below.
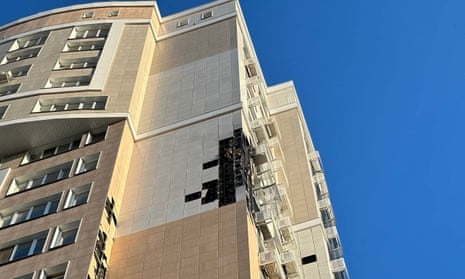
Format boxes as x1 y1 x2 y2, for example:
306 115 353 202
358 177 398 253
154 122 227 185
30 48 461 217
139 18 240 132
108 201 250 279
0 6 154 39
273 109 319 223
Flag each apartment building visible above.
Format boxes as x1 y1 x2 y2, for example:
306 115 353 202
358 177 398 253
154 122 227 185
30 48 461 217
0 1 349 278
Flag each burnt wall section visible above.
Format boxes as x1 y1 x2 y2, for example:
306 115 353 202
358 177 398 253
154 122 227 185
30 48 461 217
183 128 247 208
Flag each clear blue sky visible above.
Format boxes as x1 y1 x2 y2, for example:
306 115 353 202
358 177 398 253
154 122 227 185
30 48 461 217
2 1 464 278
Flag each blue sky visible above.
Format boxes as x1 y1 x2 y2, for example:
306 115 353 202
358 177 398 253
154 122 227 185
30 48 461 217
2 0 465 278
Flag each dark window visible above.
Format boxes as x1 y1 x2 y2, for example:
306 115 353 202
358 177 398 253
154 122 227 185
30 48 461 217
201 180 218 204
185 191 201 202
202 160 218 169
302 255 317 265
202 180 218 190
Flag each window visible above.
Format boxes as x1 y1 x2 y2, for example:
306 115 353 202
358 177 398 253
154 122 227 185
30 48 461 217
50 221 80 248
46 75 91 88
334 270 349 279
10 65 32 77
185 191 201 202
202 159 218 169
201 10 213 20
9 31 49 52
328 237 343 260
85 128 107 145
0 105 8 119
245 63 258 78
0 71 12 84
320 207 335 228
14 263 68 279
105 197 118 225
8 162 73 195
109 10 119 17
54 56 98 70
38 262 68 279
22 137 81 164
34 96 107 113
69 24 110 40
0 231 47 264
0 84 20 97
301 254 317 265
1 48 40 65
176 18 189 28
13 273 34 279
63 39 105 52
0 194 60 228
82 12 94 19
64 184 91 209
75 153 100 175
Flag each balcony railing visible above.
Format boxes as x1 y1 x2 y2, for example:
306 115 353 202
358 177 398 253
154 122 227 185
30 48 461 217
318 194 331 208
254 209 273 224
259 249 286 279
254 184 281 206
329 247 344 260
280 251 302 278
330 258 347 272
309 150 324 175
323 218 336 228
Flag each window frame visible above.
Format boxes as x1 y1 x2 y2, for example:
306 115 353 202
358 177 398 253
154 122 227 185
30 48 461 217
75 153 100 175
64 184 92 209
50 221 81 249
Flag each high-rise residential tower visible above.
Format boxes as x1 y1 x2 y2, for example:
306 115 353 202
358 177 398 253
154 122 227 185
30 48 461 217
0 1 349 278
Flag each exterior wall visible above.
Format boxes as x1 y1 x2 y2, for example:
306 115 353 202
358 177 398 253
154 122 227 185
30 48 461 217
273 110 319 224
139 18 240 132
0 121 125 278
109 201 251 279
116 110 242 237
0 6 154 39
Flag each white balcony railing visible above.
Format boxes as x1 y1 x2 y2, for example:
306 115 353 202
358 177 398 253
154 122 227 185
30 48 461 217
330 258 347 272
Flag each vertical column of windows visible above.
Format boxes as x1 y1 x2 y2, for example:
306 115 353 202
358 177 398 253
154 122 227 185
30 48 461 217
46 24 110 88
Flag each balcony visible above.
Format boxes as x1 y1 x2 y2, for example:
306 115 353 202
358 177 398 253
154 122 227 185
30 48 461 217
253 142 274 167
329 247 344 260
254 209 273 224
254 184 281 206
309 151 324 175
252 163 276 189
0 71 12 84
247 95 262 107
325 226 339 239
280 251 302 278
321 207 336 228
276 217 295 247
317 193 331 208
313 172 329 200
330 258 348 272
259 249 286 279
277 187 292 217
267 137 285 161
249 116 280 144
271 159 288 186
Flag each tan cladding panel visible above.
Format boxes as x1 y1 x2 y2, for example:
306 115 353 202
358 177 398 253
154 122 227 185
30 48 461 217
102 24 154 115
150 18 237 75
0 6 154 38
138 18 240 132
108 201 251 279
275 110 320 223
